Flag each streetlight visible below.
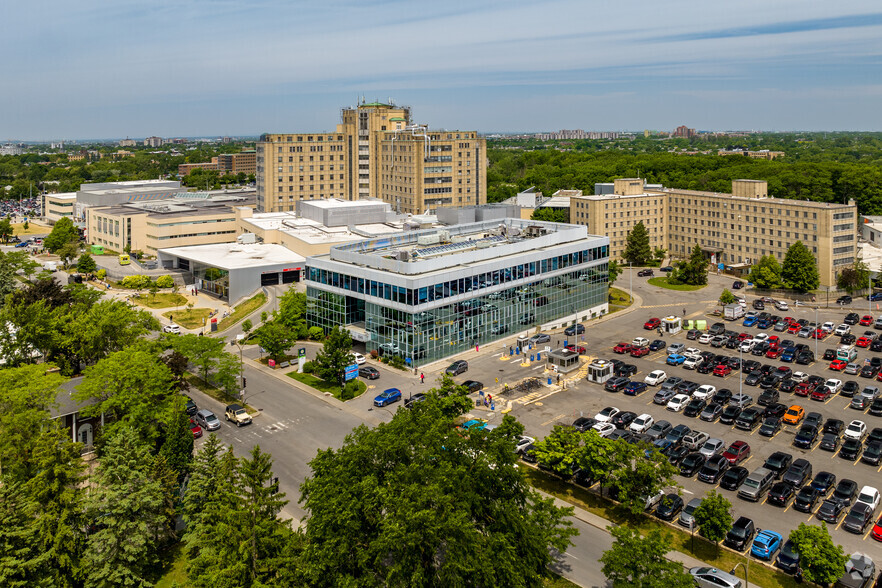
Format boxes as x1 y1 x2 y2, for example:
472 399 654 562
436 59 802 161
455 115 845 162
730 560 750 587
739 345 743 398
235 339 246 399
814 305 818 361
629 261 633 304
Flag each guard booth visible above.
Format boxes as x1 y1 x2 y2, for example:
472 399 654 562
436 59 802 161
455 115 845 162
661 316 682 336
546 349 581 374
586 359 614 384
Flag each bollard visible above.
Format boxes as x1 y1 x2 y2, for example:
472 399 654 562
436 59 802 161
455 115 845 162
564 339 568 347
516 347 520 355
490 401 495 411
530 354 534 361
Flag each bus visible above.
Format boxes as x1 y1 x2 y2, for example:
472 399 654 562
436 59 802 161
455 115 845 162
118 253 131 266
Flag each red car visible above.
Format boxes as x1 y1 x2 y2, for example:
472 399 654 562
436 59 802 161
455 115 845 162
713 364 732 377
788 323 802 334
811 386 832 402
738 332 752 342
644 318 661 330
872 516 882 542
765 347 783 359
877 371 882 383
812 329 827 340
722 441 751 465
630 346 649 358
857 337 872 348
566 344 587 355
767 335 780 344
861 315 874 326
189 418 203 439
613 342 632 354
829 359 848 371
794 382 814 397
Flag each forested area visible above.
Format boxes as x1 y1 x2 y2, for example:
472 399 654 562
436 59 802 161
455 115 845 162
487 133 882 214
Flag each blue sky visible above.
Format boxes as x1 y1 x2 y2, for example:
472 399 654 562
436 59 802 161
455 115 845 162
1 0 881 140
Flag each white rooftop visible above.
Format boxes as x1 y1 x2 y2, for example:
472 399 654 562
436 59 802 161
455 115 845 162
303 198 386 209
48 192 77 200
159 242 305 269
242 211 414 245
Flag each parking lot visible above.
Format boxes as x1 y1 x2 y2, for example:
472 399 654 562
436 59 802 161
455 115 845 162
465 276 882 560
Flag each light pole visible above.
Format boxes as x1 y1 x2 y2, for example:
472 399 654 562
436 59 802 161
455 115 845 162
731 560 750 587
814 305 818 361
739 346 743 398
629 261 633 304
235 340 246 400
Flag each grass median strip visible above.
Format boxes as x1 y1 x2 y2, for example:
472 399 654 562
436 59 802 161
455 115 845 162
287 371 366 400
217 292 267 331
647 276 707 291
132 293 188 309
163 308 212 329
522 468 801 588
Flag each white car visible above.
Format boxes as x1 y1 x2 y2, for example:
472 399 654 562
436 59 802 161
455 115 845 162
752 333 770 343
163 324 181 334
739 340 754 353
775 301 789 311
844 420 868 441
824 379 843 393
644 370 667 386
857 486 880 511
737 296 747 307
821 322 836 333
693 385 716 401
684 347 702 358
791 371 809 383
515 435 535 454
592 422 617 438
353 352 366 365
698 333 713 344
834 324 852 336
683 356 701 370
630 413 655 433
666 394 691 412
594 406 620 423
632 336 650 348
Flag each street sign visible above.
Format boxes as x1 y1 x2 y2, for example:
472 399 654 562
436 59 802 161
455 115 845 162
344 364 358 381
298 348 306 358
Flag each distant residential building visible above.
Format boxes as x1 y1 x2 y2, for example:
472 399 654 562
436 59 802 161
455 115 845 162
535 130 621 140
673 125 696 138
119 139 137 147
143 136 163 147
178 150 256 177
503 187 579 219
178 160 218 175
718 148 785 160
50 142 64 150
0 144 24 156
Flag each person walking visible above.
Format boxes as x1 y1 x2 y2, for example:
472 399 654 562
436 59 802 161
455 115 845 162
420 372 425 384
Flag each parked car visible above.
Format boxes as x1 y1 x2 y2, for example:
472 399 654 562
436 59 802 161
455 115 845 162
445 360 468 375
751 529 783 560
373 388 402 407
358 366 380 379
655 494 684 521
720 466 749 491
194 408 221 431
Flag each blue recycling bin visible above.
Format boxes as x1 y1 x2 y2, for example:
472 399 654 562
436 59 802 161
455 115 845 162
530 354 534 361
547 377 552 385
536 352 541 360
516 347 520 355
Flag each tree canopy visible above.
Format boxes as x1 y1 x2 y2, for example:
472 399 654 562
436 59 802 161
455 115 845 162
788 523 847 585
600 526 694 588
623 221 652 265
748 254 783 289
782 241 820 293
43 217 79 253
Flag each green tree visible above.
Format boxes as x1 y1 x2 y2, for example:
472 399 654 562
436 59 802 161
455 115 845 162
600 526 694 588
530 207 569 223
173 333 232 384
275 289 309 338
43 217 79 253
531 424 584 476
693 490 733 553
623 221 653 265
572 430 619 493
0 217 12 243
747 254 784 289
837 255 870 294
158 402 195 477
653 246 667 263
788 523 847 585
782 240 820 293
719 288 736 305
312 325 354 386
675 245 709 286
610 444 679 517
608 259 622 286
255 321 296 362
76 252 97 274
242 319 253 337
82 427 167 587
56 242 79 269
300 401 575 586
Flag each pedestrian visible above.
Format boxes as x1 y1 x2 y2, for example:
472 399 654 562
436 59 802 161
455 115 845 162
556 374 560 385
683 308 686 316
487 394 492 404
509 345 513 356
420 372 425 384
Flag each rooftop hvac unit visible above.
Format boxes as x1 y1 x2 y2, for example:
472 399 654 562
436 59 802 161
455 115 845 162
438 229 451 243
417 233 441 246
237 233 258 245
396 250 410 261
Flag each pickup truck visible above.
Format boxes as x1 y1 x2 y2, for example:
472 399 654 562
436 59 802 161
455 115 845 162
225 403 252 427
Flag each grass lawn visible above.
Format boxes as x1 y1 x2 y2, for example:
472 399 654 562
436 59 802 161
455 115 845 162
184 374 256 412
288 371 367 400
12 222 47 236
153 542 190 587
132 293 189 309
647 276 707 291
217 292 267 331
522 468 800 588
607 286 634 314
163 308 212 329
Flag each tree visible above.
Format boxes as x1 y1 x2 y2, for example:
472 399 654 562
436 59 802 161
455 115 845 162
608 259 622 286
76 253 97 274
82 427 167 587
242 319 253 337
747 254 783 289
783 241 820 293
673 245 709 286
837 255 870 294
653 246 667 264
254 321 295 363
600 526 694 588
275 289 308 338
693 490 733 553
312 325 353 386
531 424 584 477
0 217 12 243
788 523 847 585
719 288 736 305
56 242 79 269
300 401 575 586
609 444 678 517
623 221 652 265
43 217 79 253
173 333 231 384
530 207 569 223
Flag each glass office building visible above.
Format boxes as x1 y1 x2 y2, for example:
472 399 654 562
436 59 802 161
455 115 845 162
306 219 609 366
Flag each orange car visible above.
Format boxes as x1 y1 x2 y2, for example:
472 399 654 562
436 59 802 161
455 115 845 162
782 405 805 426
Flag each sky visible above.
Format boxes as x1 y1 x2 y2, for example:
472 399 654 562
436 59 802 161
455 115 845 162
2 0 881 140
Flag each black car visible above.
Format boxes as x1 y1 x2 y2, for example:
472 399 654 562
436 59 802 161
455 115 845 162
759 417 782 437
686 329 701 340
793 425 819 449
793 485 822 513
776 540 801 575
461 380 483 393
735 407 763 430
615 364 638 377
796 351 814 365
683 398 707 418
869 398 882 416
715 388 734 404
655 494 684 521
832 478 858 507
779 378 798 393
816 499 846 523
837 295 854 305
184 396 198 416
742 359 761 373
572 417 598 432
719 404 742 425
649 339 666 351
871 338 882 352
521 443 537 463
720 466 749 491
861 364 880 378
758 389 780 406
724 516 755 551
404 393 427 409
666 445 690 465
819 432 842 452
840 438 863 461
841 333 857 345
763 402 788 419
358 366 380 379
676 381 699 395
697 454 730 483
782 458 813 487
679 453 706 477
611 411 638 429
823 348 837 361
666 424 692 445
745 371 763 386
868 427 882 444
733 280 744 289
843 503 875 534
753 299 765 310
861 441 882 465
637 269 654 277
768 481 795 507
696 361 715 374
841 381 860 397
811 471 837 496
845 312 860 325
763 451 793 479
645 420 673 440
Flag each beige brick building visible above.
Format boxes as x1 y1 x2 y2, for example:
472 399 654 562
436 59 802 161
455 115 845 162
570 178 857 287
256 101 485 214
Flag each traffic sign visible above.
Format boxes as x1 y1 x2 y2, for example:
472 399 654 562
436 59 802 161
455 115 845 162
344 364 358 381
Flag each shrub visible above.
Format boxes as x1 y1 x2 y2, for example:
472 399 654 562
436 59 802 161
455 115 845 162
96 269 107 280
155 275 174 288
388 355 407 370
340 380 359 401
120 275 153 289
308 326 324 340
302 360 315 374
369 349 378 359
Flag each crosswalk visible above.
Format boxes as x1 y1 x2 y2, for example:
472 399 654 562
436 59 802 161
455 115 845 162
207 417 305 445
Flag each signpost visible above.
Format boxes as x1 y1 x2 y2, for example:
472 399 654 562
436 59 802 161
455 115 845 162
344 364 358 381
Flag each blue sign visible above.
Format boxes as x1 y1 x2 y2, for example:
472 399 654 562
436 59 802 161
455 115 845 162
717 263 725 270
344 364 358 381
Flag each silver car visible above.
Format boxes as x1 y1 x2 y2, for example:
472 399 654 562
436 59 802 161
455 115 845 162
679 497 704 529
690 567 743 588
699 438 726 458
195 409 221 431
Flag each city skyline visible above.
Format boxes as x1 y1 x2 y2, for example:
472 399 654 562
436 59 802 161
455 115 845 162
2 0 881 140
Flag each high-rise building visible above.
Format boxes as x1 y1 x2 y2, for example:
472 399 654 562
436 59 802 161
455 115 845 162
256 100 486 214
143 136 163 147
673 125 696 138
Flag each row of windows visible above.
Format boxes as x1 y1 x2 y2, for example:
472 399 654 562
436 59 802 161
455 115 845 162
834 223 856 232
146 218 234 228
147 230 236 241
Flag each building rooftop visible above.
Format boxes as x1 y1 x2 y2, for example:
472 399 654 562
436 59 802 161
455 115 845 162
88 190 255 218
652 187 855 209
159 242 305 270
47 192 77 200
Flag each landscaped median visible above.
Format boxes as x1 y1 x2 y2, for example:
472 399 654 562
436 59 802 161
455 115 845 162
521 466 802 588
647 276 707 291
287 370 366 401
216 292 267 331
